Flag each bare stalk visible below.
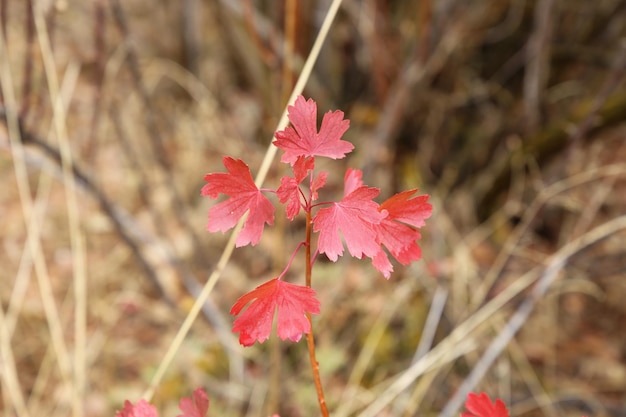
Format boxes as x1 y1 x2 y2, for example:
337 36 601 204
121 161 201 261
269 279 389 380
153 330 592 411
305 211 329 417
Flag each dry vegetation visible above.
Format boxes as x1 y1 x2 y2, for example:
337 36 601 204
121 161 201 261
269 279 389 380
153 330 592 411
1 1 626 417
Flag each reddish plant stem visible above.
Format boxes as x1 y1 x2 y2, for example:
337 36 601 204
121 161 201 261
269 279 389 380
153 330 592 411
305 211 313 287
305 211 329 417
306 315 328 417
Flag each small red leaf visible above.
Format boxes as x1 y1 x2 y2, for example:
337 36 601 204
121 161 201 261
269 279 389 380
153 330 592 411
115 399 158 417
177 387 209 417
276 156 314 219
462 392 510 417
310 171 327 201
230 278 320 346
274 95 353 164
276 176 301 220
343 166 364 195
201 157 274 247
380 189 432 228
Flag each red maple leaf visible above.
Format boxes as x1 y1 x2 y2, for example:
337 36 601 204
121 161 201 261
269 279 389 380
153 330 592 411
274 95 353 164
115 399 158 417
462 393 510 417
313 169 387 262
201 157 274 247
177 387 209 417
371 189 432 278
230 278 320 346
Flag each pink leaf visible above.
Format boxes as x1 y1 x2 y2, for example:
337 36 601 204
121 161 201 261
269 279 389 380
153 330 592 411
201 157 274 247
276 156 314 219
380 188 432 228
292 155 315 181
177 387 209 417
274 96 353 164
461 393 510 417
115 399 158 417
371 189 432 278
276 176 302 220
310 171 327 201
343 167 364 195
230 278 320 346
371 248 394 278
313 169 386 262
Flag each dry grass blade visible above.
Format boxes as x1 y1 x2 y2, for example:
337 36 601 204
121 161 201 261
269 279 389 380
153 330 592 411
32 3 88 415
0 305 29 417
523 0 555 132
395 285 449 416
6 174 52 337
0 23 35 417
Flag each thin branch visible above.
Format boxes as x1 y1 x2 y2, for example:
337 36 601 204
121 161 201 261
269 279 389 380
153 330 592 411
523 0 556 132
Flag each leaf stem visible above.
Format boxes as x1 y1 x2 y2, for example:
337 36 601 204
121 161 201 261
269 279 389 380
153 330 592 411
306 315 329 417
305 211 313 288
305 211 329 416
277 241 307 281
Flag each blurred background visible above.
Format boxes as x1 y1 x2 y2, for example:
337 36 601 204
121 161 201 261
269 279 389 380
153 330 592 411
1 0 625 416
